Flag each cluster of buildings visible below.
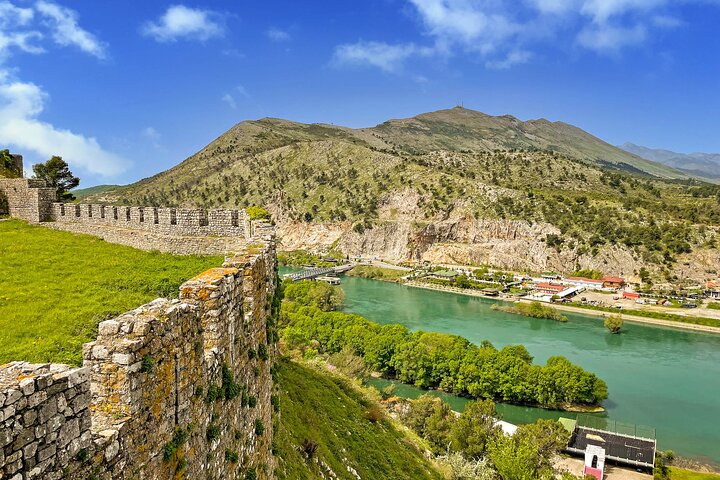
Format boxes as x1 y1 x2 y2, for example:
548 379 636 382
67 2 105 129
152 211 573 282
529 273 628 302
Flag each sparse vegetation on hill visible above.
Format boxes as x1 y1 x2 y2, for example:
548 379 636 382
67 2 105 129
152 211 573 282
0 219 221 365
91 108 720 273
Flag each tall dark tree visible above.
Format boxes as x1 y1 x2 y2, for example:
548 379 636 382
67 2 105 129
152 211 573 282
32 156 80 201
0 149 20 178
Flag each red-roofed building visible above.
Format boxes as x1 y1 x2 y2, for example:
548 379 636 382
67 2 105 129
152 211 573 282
534 282 565 295
622 291 640 300
602 275 626 288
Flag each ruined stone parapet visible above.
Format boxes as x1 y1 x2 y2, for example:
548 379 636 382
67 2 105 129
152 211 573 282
0 233 277 479
0 179 56 222
51 203 251 239
0 362 92 480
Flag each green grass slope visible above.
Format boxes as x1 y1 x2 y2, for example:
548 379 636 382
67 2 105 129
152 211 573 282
274 359 442 480
0 219 221 365
71 184 121 200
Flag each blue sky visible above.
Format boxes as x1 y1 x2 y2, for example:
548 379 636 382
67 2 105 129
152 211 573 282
0 0 719 187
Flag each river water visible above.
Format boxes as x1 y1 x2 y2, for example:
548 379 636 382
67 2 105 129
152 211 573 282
280 268 720 462
324 274 720 463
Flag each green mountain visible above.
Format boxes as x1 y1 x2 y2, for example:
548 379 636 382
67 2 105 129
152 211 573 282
71 184 121 200
91 108 720 282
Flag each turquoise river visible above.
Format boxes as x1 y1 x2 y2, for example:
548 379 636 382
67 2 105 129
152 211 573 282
287 272 720 464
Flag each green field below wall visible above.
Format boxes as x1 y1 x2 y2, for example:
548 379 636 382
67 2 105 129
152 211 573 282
0 219 221 365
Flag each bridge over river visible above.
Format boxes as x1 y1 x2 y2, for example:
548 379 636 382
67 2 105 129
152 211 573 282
282 264 354 282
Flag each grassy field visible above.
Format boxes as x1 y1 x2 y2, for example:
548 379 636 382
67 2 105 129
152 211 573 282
273 359 442 480
0 219 221 365
671 467 720 480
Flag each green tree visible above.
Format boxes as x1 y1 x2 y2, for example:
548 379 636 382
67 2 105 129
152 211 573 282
246 205 270 220
404 395 452 453
450 399 501 459
604 314 623 334
32 156 79 201
488 434 538 480
0 150 20 178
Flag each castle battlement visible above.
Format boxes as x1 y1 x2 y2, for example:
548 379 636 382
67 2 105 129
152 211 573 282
0 226 278 480
52 203 251 239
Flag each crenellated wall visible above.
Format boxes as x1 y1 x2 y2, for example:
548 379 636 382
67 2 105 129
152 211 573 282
52 203 251 238
44 203 254 255
0 224 279 480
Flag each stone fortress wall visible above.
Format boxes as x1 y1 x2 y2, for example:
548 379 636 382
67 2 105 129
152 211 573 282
1 156 279 479
48 202 254 255
52 203 251 238
0 223 278 480
0 155 254 254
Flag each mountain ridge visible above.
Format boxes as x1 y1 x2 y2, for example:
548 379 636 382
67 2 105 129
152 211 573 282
87 107 720 283
619 142 720 179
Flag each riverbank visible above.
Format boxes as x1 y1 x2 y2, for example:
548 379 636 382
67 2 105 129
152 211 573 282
402 280 720 335
539 302 720 335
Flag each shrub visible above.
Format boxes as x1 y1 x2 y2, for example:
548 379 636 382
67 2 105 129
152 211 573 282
163 426 190 461
206 424 220 441
225 449 239 463
246 206 270 220
365 405 384 423
140 355 155 373
604 314 623 334
75 448 90 463
258 344 268 361
254 418 264 436
301 439 319 458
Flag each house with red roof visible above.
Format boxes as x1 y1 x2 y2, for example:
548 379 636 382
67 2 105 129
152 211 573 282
534 282 566 295
602 275 626 288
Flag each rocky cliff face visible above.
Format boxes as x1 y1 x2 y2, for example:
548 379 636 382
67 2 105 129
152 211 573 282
276 190 720 282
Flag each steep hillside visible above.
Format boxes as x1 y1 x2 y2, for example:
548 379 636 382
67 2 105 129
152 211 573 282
620 142 720 179
274 359 442 480
90 108 720 282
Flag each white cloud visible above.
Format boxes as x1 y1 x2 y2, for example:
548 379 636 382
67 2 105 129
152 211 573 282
0 1 34 26
222 93 236 109
221 85 251 110
35 1 107 58
266 27 290 42
0 72 129 176
333 0 719 71
577 22 646 51
142 5 224 43
334 41 431 72
486 49 532 69
409 0 519 50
